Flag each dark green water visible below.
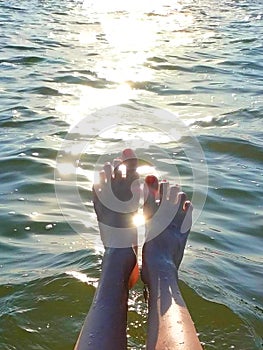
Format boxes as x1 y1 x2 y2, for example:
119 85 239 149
0 0 262 349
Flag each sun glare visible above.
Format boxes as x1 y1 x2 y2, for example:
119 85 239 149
82 0 165 13
133 213 145 227
54 0 195 124
103 17 156 52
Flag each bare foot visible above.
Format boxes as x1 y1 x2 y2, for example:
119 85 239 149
93 149 140 288
141 177 202 350
142 175 193 285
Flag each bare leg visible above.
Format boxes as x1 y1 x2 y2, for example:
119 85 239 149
74 248 136 350
142 176 203 350
74 150 140 350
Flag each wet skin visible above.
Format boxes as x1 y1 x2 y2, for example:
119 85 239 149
75 149 202 350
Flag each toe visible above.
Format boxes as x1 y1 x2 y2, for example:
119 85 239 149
99 170 106 184
122 148 138 179
144 175 159 219
169 184 180 203
145 175 158 192
103 162 113 183
160 180 169 203
113 158 122 180
183 200 191 211
181 202 193 234
177 191 187 211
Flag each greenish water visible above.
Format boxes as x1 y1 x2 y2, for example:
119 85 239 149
0 0 262 349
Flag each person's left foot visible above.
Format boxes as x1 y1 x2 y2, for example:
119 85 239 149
93 149 139 228
93 149 140 288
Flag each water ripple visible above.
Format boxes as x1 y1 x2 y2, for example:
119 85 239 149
0 0 262 348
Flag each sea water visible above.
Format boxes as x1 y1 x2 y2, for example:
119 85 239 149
0 0 262 349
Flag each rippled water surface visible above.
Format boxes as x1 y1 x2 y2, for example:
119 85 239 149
0 0 262 349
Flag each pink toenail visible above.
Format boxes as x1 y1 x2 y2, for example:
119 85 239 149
145 175 158 185
145 175 158 192
122 148 136 159
183 201 191 211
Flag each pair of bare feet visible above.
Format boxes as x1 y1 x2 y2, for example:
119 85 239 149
75 149 202 350
92 148 193 290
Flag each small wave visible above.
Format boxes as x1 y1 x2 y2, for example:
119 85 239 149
190 116 235 128
0 56 45 66
0 155 54 177
65 271 98 286
230 37 258 44
218 59 263 72
22 86 64 96
4 44 39 51
200 135 263 162
147 56 168 63
0 4 26 12
0 115 54 128
145 60 194 73
169 101 218 108
53 74 110 89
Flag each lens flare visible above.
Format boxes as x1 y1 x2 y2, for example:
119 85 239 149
133 213 145 227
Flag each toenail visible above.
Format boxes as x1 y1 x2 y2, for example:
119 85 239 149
145 175 157 184
145 175 158 191
183 201 191 211
122 148 136 158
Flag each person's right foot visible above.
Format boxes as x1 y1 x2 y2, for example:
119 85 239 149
141 175 193 285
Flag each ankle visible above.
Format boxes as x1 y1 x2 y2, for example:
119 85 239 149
103 248 136 278
142 254 179 287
